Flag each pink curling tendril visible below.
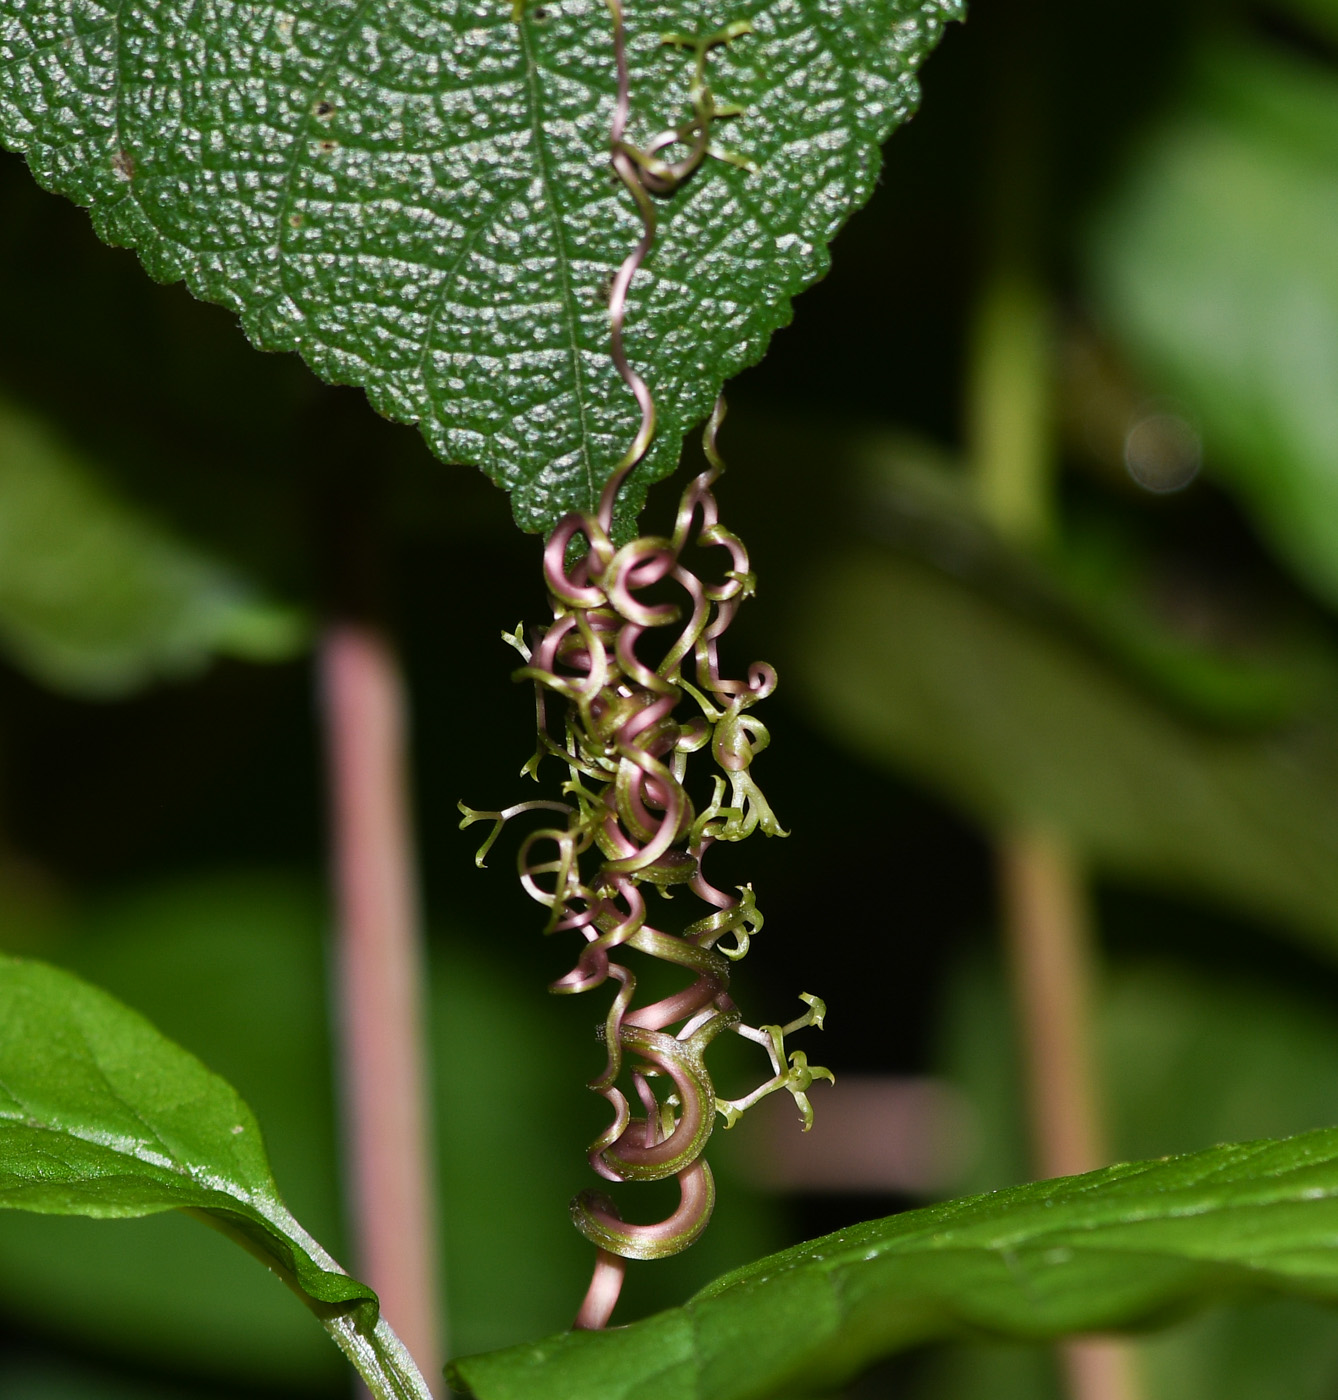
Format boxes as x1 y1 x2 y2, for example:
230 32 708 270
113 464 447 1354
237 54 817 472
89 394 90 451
460 0 831 1332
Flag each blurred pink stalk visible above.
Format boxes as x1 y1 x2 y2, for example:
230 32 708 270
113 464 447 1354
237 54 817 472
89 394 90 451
1000 828 1104 1182
321 622 443 1394
1000 826 1141 1400
738 1076 975 1197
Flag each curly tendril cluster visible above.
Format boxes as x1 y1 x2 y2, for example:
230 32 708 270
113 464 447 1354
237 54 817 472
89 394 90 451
460 406 831 1326
460 0 831 1331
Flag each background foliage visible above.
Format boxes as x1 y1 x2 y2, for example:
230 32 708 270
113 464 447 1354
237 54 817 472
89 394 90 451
6 0 1338 1395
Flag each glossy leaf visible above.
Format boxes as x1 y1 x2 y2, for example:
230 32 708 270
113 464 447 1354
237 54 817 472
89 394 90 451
452 1125 1338 1400
0 0 958 535
925 954 1338 1400
1088 43 1338 607
0 395 302 697
0 871 780 1377
0 875 346 1385
0 952 430 1400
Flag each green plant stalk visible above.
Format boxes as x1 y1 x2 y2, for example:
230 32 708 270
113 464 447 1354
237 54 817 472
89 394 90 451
321 622 444 1392
198 1207 436 1400
966 265 1056 550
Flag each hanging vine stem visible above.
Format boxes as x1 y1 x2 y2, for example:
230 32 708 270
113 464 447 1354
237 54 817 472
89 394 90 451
462 0 829 1332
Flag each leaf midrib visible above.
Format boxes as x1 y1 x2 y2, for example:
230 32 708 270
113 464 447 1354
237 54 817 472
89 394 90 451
516 8 599 505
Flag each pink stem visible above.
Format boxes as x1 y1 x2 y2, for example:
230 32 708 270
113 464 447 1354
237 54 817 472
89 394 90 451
999 826 1142 1400
320 622 444 1394
574 1249 628 1330
998 826 1104 1180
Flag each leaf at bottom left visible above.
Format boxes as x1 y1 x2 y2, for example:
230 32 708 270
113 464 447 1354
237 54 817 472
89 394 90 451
0 952 430 1400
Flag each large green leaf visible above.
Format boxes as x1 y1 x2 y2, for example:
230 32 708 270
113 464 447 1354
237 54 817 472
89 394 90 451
451 1126 1338 1400
0 871 780 1378
0 394 302 697
925 952 1338 1400
1088 43 1338 607
0 0 958 534
0 951 430 1400
0 875 346 1385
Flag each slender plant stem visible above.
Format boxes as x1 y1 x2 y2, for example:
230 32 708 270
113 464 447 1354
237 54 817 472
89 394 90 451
1006 826 1148 1400
202 1208 436 1400
997 828 1105 1181
1059 1337 1146 1400
320 621 444 1395
999 833 1142 1400
966 266 1055 550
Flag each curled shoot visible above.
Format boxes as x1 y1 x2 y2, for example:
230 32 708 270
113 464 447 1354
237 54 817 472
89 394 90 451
462 0 829 1332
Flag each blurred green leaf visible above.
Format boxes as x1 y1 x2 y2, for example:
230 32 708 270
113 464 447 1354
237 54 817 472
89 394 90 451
0 396 303 696
1107 964 1338 1162
434 943 596 1358
942 952 1338 1207
913 1302 1338 1400
1089 43 1338 608
0 1355 251 1400
0 948 432 1400
910 1338 1059 1400
849 428 1333 729
0 0 958 536
453 1126 1338 1400
1271 0 1338 46
790 544 1338 954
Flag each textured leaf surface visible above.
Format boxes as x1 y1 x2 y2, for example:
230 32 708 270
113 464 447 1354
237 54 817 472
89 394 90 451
0 396 302 697
0 0 958 535
451 1127 1338 1400
0 952 428 1400
1088 44 1338 607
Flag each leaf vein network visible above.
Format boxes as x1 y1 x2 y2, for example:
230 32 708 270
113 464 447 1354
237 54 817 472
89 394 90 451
0 22 114 78
269 0 384 322
409 189 511 404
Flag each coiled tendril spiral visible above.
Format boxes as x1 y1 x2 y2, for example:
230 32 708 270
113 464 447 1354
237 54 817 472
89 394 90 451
460 0 831 1331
